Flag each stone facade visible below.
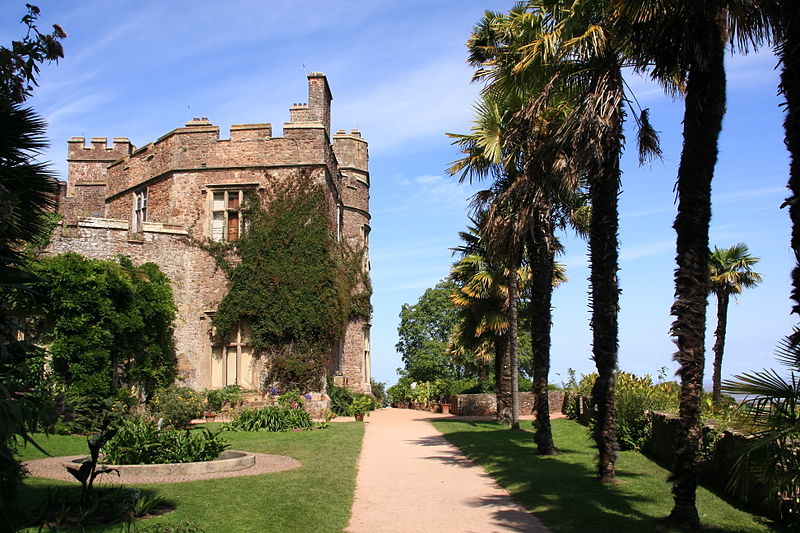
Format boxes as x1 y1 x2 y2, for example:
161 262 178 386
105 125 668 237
47 73 372 394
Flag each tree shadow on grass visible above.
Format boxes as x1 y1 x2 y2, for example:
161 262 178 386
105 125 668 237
431 419 783 533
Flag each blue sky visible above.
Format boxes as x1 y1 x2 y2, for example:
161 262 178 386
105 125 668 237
6 1 793 388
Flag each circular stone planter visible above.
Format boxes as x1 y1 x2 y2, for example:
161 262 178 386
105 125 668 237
63 450 256 478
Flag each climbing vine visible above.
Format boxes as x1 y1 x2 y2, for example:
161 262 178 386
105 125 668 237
211 177 371 391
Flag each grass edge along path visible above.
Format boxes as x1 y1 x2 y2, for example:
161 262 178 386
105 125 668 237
15 421 364 532
431 418 784 533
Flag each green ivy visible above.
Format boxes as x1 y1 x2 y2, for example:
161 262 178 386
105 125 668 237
27 253 177 410
210 179 371 391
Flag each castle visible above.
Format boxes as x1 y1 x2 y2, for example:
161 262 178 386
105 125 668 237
46 73 372 395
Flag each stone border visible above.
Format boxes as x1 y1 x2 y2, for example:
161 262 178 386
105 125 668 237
25 451 301 485
62 450 256 477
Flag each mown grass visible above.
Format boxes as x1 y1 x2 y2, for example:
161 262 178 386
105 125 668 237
431 418 785 533
15 421 364 532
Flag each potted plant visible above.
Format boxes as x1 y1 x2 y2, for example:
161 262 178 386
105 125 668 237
433 379 452 414
349 395 374 421
205 389 224 422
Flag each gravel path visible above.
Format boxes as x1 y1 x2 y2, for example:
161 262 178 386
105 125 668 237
24 452 301 485
347 408 550 533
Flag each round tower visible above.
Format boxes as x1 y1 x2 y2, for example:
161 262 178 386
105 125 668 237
333 129 371 393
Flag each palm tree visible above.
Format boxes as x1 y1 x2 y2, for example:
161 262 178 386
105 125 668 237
450 220 522 423
472 0 661 477
0 7 64 527
610 0 769 526
768 3 800 359
462 4 597 455
708 243 763 405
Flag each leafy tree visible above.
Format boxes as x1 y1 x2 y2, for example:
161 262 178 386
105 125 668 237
708 243 762 405
212 179 370 392
28 253 177 404
396 280 464 382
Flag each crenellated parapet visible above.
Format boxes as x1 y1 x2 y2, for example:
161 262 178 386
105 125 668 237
67 136 134 162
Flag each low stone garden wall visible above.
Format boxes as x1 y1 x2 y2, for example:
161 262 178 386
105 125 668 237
644 412 775 519
447 391 567 417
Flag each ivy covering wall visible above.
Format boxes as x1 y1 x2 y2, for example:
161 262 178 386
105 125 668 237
211 178 371 392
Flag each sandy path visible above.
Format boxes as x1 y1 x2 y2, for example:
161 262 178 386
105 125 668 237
347 408 550 533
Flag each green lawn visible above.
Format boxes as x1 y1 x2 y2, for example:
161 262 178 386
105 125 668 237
431 418 784 533
15 421 364 532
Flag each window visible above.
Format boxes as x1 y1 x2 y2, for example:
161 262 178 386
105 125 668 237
211 320 254 388
211 190 243 242
133 188 147 232
363 325 371 384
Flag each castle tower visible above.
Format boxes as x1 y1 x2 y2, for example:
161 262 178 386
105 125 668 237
65 137 133 218
333 129 371 393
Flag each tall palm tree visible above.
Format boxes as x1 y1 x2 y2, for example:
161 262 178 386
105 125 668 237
708 243 762 405
768 3 800 356
450 220 524 423
610 0 768 526
474 0 660 477
462 4 595 455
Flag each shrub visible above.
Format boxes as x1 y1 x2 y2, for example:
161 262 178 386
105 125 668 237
149 386 204 429
103 416 228 465
387 381 412 404
226 407 313 432
614 372 679 450
205 385 244 413
55 388 135 435
277 389 310 409
328 380 354 416
349 395 375 416
566 371 680 450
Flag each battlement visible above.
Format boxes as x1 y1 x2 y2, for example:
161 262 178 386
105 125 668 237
333 129 369 173
230 123 273 141
68 136 134 161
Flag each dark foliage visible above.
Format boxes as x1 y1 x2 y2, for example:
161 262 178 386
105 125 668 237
212 179 370 392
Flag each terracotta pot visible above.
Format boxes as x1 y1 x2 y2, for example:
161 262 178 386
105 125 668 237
440 403 451 415
354 413 365 422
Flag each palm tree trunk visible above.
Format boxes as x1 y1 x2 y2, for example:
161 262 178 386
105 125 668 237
781 4 800 346
589 63 623 483
495 334 512 424
508 266 520 430
711 292 729 405
667 15 726 529
529 205 557 455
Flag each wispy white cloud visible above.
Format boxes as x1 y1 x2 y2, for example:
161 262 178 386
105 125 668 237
620 240 674 261
335 60 482 154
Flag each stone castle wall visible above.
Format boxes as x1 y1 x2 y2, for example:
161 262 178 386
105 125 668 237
46 73 371 394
